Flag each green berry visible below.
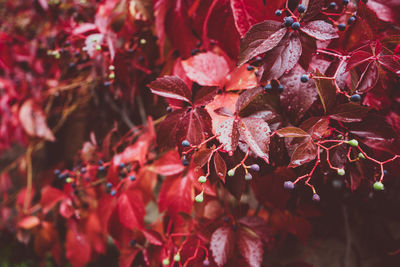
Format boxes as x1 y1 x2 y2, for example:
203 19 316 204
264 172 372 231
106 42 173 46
108 65 115 71
162 258 170 266
109 72 115 79
198 176 207 183
65 177 73 183
173 254 181 262
373 181 384 191
358 152 366 159
227 169 235 177
347 139 358 147
337 168 345 176
195 192 204 203
96 44 101 51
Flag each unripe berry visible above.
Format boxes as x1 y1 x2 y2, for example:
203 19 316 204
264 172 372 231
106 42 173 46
275 9 282 16
300 74 309 83
109 72 115 79
284 181 295 190
203 259 210 266
337 168 345 176
291 22 301 30
245 173 253 181
198 176 207 183
284 17 294 27
108 65 115 71
373 181 384 191
297 4 306 13
173 254 181 262
350 94 361 102
65 177 73 183
95 44 101 51
162 258 170 266
358 152 366 159
312 193 321 202
228 169 235 177
250 164 260 172
195 192 204 203
347 139 358 147
181 140 190 147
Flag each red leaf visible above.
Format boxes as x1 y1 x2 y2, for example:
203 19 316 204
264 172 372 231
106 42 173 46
214 107 234 117
346 50 373 71
181 52 229 86
40 186 65 215
301 0 324 22
119 249 140 267
276 127 310 138
193 148 214 168
225 64 258 91
156 109 185 149
214 151 227 183
141 229 163 246
237 228 263 267
18 216 40 229
309 117 330 139
151 150 185 176
117 191 145 230
216 118 240 154
176 108 213 146
289 140 317 168
378 55 400 75
238 117 271 163
206 93 239 134
210 226 235 267
193 86 219 107
230 0 269 37
158 173 194 221
355 61 379 92
260 33 302 81
300 20 339 41
313 70 336 113
66 229 91 267
19 100 55 142
238 21 287 66
148 76 192 103
329 103 370 123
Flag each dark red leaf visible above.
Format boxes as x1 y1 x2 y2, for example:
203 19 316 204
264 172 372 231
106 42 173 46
313 70 336 113
329 103 370 123
346 50 373 71
276 127 310 138
289 140 317 168
193 86 219 107
193 147 214 168
237 227 263 267
238 117 271 163
300 20 339 41
119 249 140 267
118 191 145 230
355 61 379 92
156 110 185 149
148 76 192 103
309 117 330 139
176 108 213 146
151 150 185 176
238 20 287 66
378 55 400 75
301 0 324 22
216 118 240 154
214 151 227 183
210 226 235 267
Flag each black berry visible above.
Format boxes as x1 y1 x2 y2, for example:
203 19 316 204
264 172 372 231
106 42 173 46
300 74 309 83
350 94 361 102
297 4 306 13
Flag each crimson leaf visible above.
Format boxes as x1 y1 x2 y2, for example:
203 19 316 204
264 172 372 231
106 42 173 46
210 226 235 267
329 103 370 123
300 20 339 41
148 76 192 103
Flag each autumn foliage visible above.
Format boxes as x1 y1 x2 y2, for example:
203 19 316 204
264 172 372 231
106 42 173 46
1 0 400 266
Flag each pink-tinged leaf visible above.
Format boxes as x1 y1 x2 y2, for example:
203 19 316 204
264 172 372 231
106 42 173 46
151 150 184 176
225 64 258 91
158 173 194 221
237 228 263 267
119 249 139 267
367 0 395 22
181 52 229 86
280 64 317 122
289 140 317 168
193 86 219 107
378 55 400 75
260 33 302 81
141 229 163 246
355 61 379 92
176 108 213 146
276 127 310 138
239 117 271 163
216 118 240 153
38 0 48 10
214 107 234 117
214 151 227 183
193 148 214 168
301 0 324 22
206 93 239 134
210 226 235 267
329 103 370 123
346 50 373 71
230 0 269 37
313 70 336 113
238 21 287 66
300 20 339 41
40 186 65 215
18 216 40 229
19 100 55 142
148 76 192 103
66 229 91 267
238 216 270 243
118 191 145 230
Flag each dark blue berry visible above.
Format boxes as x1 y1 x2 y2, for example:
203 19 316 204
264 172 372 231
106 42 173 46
342 0 349 5
284 17 294 27
110 189 117 196
182 159 189 166
106 182 112 189
312 193 321 202
104 81 111 87
264 83 272 92
129 240 136 246
275 9 282 16
350 94 361 102
250 164 260 172
247 65 254 71
383 169 388 175
191 48 200 56
129 175 136 181
329 2 337 9
119 162 126 169
54 169 61 176
338 23 346 31
297 4 306 13
347 16 356 24
300 74 309 83
291 22 301 30
284 181 295 190
182 140 190 147
98 165 105 172
98 160 104 165
277 84 284 93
